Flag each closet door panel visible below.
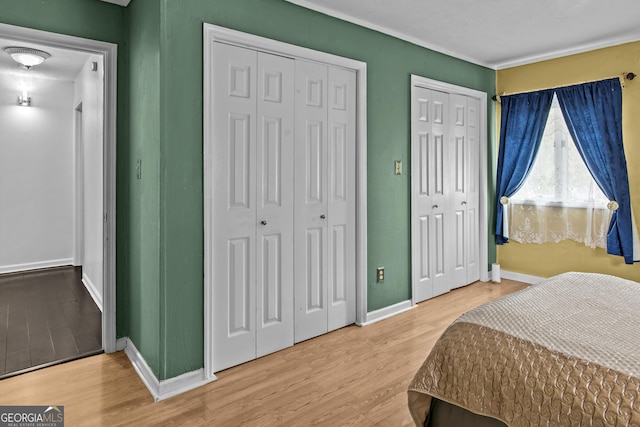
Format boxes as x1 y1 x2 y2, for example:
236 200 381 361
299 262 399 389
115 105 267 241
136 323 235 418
430 90 450 297
228 238 252 333
418 215 430 280
256 52 295 357
466 205 479 280
294 60 329 343
327 67 356 331
305 228 324 307
449 94 468 288
212 42 258 372
465 96 481 283
412 87 434 302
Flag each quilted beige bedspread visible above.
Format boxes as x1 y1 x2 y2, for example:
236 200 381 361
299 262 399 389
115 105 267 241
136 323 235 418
408 272 640 426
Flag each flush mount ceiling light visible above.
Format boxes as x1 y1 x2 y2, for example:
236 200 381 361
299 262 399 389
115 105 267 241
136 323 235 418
4 47 51 69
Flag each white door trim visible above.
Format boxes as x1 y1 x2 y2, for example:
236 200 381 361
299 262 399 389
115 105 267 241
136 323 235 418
203 23 368 381
74 104 85 266
0 23 118 353
410 74 489 307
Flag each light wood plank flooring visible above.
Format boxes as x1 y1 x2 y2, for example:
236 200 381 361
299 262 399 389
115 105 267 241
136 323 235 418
0 279 527 426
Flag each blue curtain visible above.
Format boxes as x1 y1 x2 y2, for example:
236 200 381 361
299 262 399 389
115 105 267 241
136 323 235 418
556 78 635 263
495 90 554 244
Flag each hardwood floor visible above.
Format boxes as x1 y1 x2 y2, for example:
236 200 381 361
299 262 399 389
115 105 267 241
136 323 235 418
0 279 527 426
0 267 102 378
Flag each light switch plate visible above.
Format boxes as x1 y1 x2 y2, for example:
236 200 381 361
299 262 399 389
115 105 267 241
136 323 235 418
394 160 402 175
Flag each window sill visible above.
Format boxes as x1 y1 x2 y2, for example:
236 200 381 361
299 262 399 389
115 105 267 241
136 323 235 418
510 200 608 210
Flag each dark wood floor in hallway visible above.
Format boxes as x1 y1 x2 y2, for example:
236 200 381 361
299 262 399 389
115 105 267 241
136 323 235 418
0 266 102 378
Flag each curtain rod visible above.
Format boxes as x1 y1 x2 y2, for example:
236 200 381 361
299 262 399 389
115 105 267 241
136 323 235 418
492 72 635 102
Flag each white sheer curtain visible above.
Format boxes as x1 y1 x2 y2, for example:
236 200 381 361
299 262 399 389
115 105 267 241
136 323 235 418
509 94 611 248
508 204 610 248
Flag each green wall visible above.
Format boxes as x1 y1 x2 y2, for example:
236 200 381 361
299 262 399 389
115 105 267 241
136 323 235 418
125 0 161 377
156 0 496 379
1 0 497 382
0 0 122 41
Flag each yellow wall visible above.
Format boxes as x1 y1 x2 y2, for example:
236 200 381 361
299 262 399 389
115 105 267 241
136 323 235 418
496 41 640 281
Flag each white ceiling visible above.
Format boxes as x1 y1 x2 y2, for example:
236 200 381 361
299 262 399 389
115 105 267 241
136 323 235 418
285 0 640 69
0 38 90 81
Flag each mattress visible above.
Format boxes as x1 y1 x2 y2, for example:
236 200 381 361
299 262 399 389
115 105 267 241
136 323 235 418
408 272 640 426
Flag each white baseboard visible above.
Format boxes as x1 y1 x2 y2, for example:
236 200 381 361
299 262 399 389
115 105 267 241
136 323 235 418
0 258 73 275
82 273 103 312
501 269 544 285
116 337 127 351
480 269 490 282
357 299 414 326
119 337 217 402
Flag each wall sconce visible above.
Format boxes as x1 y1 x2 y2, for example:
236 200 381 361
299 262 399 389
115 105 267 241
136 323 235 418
18 90 31 107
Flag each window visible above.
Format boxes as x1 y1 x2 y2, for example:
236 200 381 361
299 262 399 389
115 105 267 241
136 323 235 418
508 94 610 249
511 94 608 208
496 78 635 262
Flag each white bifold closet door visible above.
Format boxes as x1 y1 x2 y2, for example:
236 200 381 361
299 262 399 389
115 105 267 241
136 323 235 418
211 43 356 372
293 61 356 343
412 87 480 304
212 42 295 372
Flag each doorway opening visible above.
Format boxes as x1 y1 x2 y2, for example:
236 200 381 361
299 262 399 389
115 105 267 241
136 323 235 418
0 23 117 378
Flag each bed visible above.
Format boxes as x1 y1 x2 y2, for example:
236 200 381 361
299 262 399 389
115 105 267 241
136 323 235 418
408 272 640 426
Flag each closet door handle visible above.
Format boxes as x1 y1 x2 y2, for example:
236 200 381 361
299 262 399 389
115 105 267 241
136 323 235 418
320 214 326 219
432 205 439 209
461 201 467 205
260 220 267 225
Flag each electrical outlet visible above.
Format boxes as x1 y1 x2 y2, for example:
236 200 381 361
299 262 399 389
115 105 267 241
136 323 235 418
377 267 385 283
